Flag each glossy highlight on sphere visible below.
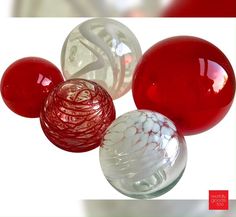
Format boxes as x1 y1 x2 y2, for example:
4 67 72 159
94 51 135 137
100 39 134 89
100 110 187 199
132 36 235 135
40 79 116 152
61 18 142 100
1 57 64 118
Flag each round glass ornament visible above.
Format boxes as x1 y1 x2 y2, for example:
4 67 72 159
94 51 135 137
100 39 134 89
99 110 187 199
40 79 116 152
161 0 236 17
61 18 142 99
0 57 64 118
132 36 235 135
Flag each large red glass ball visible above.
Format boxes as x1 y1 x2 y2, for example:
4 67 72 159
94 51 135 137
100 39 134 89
161 0 236 17
132 36 235 135
1 57 64 118
40 79 116 152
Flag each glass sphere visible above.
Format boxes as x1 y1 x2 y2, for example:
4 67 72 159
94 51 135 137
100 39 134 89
161 0 236 17
61 18 142 100
40 79 116 152
99 110 187 199
132 36 235 135
1 57 64 118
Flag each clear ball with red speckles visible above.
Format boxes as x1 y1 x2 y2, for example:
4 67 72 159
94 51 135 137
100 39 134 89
99 110 187 199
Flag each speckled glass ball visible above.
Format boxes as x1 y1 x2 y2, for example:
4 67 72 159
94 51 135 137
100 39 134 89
99 110 187 199
61 18 142 100
40 79 116 152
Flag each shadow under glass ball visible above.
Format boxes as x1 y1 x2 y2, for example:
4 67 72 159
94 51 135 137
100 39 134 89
99 110 187 199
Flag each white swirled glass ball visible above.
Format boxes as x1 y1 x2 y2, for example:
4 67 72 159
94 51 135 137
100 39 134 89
99 110 187 199
61 18 142 100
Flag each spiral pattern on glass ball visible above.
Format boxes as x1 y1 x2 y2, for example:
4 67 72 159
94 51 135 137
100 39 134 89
40 79 116 152
100 110 187 199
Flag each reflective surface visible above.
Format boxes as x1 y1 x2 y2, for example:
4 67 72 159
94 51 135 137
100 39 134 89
40 79 116 152
132 36 235 135
161 0 236 17
0 57 64 118
61 18 142 99
100 110 187 199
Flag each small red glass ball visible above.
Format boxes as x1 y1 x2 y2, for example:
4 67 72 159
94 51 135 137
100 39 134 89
132 36 235 135
40 79 116 152
1 57 64 118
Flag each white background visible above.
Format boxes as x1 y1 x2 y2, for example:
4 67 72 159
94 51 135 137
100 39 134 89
0 0 14 17
0 18 235 216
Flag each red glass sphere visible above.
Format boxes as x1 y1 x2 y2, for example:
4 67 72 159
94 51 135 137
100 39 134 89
40 79 116 152
132 36 235 135
161 0 236 17
1 57 64 118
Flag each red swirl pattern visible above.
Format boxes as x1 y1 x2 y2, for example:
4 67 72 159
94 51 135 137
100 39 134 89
40 79 116 152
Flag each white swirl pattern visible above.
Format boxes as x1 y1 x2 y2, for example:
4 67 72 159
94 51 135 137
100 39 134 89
61 18 142 99
100 110 187 199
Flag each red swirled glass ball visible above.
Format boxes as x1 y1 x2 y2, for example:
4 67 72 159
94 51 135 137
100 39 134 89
40 79 116 152
132 36 235 135
1 57 64 118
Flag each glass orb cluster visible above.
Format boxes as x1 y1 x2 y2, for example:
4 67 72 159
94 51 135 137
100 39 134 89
0 18 235 199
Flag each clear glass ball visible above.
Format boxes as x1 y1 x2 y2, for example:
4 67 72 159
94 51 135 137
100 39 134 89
61 18 142 100
99 110 187 199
